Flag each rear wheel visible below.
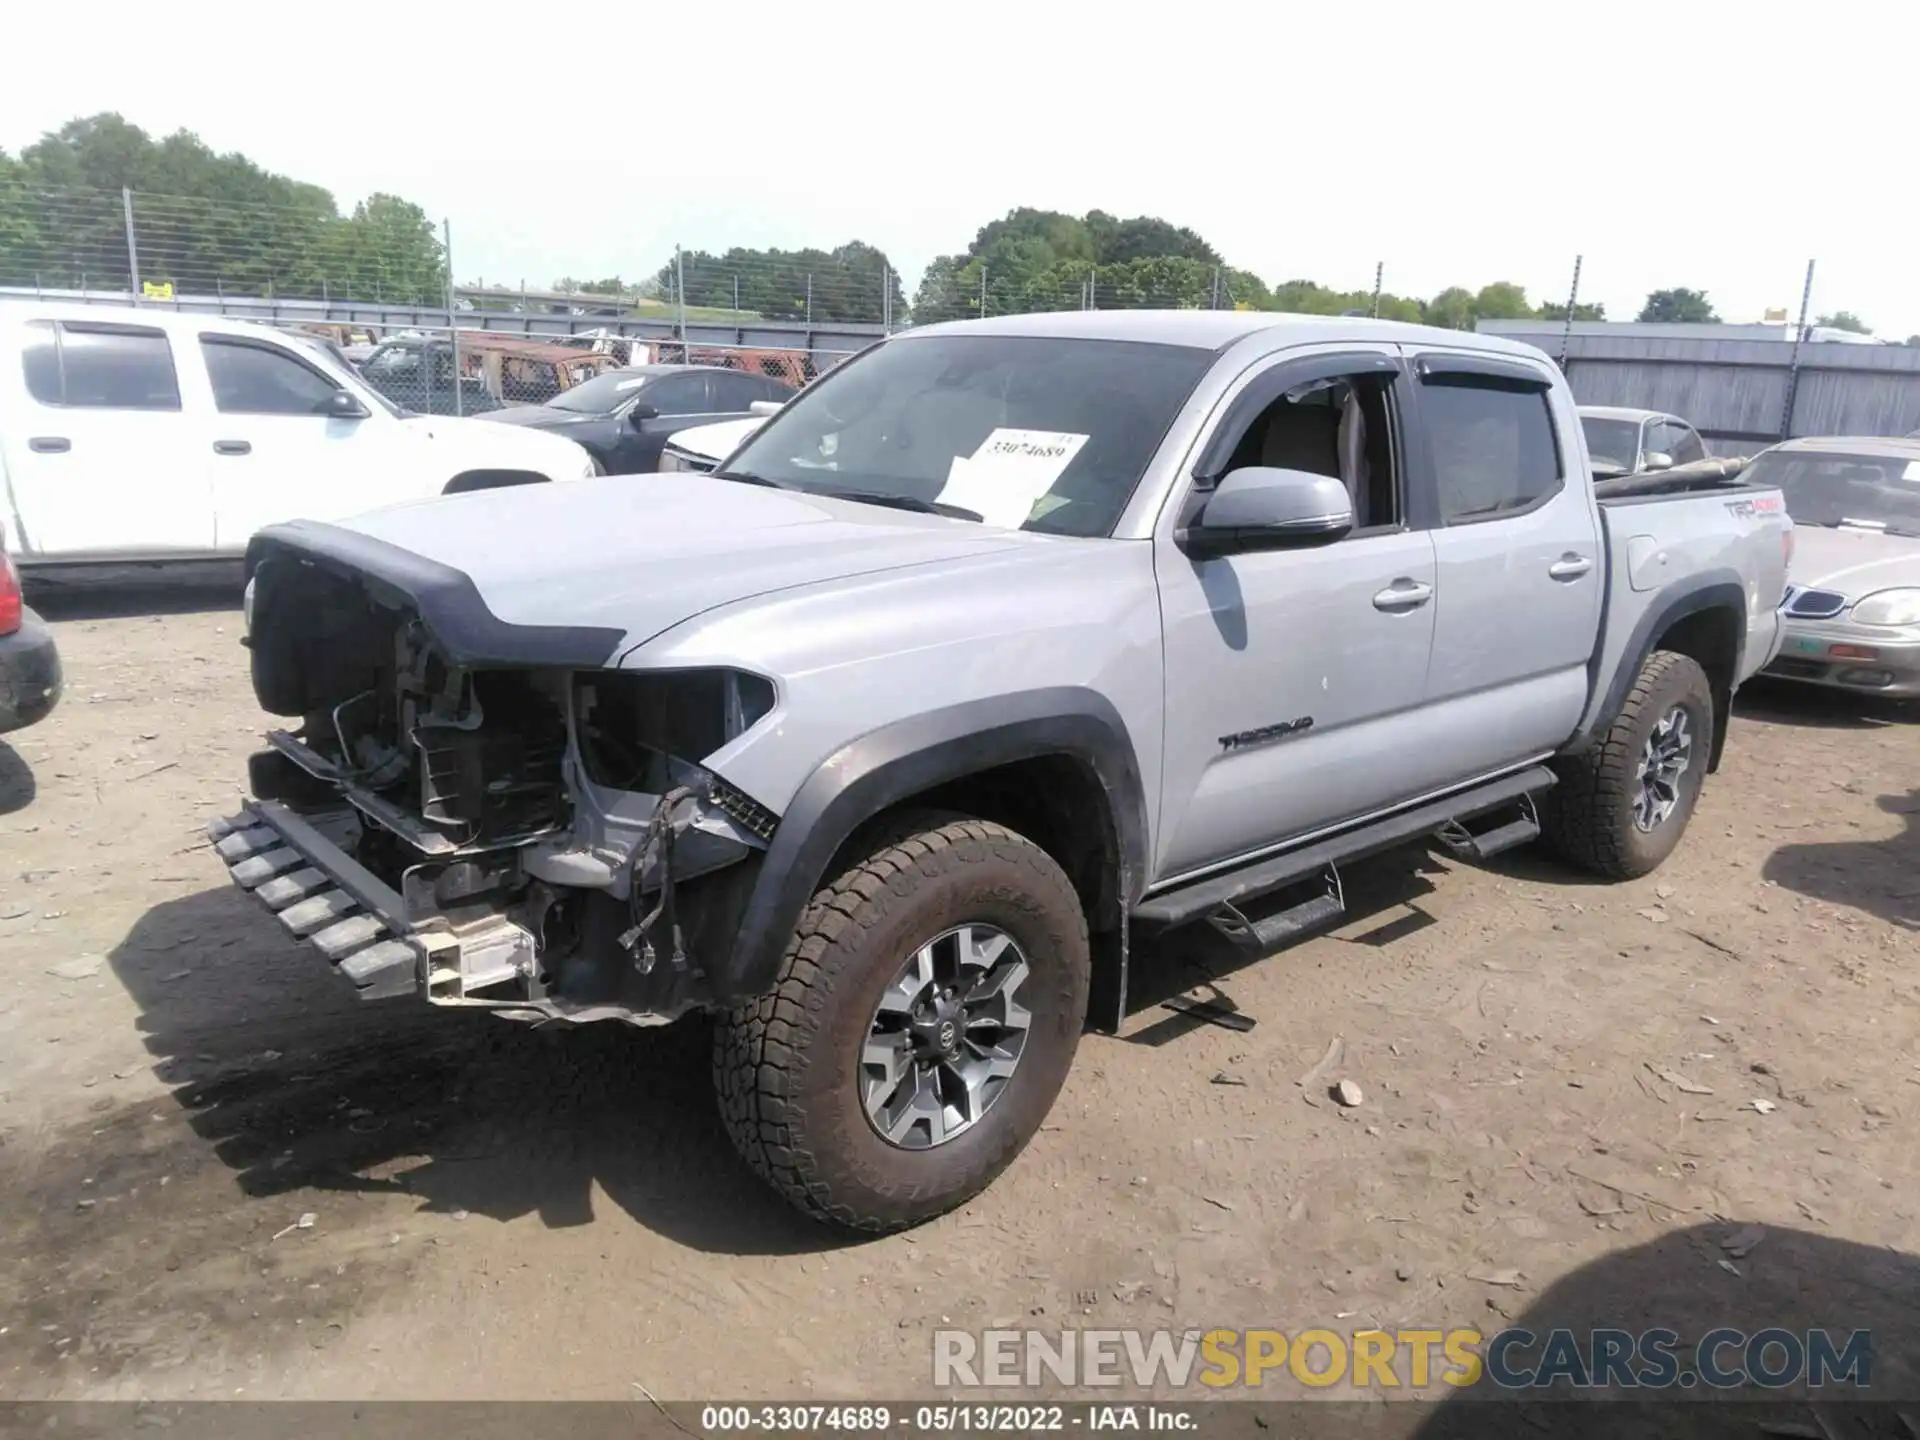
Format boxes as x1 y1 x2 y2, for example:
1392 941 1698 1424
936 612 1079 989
1542 650 1714 879
714 815 1089 1232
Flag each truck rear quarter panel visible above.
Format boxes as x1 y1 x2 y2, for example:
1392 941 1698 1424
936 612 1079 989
1579 487 1790 743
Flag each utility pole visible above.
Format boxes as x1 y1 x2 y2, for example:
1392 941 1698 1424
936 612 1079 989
1370 261 1384 319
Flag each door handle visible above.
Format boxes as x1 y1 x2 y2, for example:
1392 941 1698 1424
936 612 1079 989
212 440 252 456
1548 553 1593 581
28 436 70 454
1372 579 1434 612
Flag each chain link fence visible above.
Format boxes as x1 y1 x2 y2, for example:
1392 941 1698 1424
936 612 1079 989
4 181 1916 443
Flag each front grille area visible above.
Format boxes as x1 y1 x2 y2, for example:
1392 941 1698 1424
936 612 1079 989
1786 588 1849 619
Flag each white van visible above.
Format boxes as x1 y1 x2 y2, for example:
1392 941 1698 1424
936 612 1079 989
0 304 599 573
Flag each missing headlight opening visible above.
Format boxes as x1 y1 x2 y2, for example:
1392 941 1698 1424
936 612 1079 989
574 668 775 791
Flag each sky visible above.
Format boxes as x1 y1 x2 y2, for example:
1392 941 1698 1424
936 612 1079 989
4 0 1916 336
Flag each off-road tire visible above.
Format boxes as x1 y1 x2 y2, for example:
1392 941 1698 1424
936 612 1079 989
1542 650 1714 880
714 814 1089 1232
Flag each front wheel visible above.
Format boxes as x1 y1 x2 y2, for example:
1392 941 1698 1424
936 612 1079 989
1542 650 1714 880
714 815 1089 1232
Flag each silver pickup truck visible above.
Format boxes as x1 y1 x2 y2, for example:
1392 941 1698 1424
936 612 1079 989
215 311 1790 1231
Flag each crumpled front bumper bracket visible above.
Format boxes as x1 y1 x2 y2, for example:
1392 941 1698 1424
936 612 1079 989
210 802 422 1000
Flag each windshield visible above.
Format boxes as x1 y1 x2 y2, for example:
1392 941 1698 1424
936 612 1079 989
1747 450 1920 536
546 370 655 413
720 335 1213 536
1581 416 1641 471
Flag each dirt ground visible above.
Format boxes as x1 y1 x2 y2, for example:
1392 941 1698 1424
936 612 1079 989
3 584 1918 1408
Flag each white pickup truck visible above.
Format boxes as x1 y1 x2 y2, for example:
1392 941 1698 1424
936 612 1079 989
0 304 598 575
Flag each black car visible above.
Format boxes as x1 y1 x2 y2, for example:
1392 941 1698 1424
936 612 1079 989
0 546 60 736
479 365 793 475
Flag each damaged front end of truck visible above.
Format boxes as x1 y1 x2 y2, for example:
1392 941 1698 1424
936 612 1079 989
214 522 782 1026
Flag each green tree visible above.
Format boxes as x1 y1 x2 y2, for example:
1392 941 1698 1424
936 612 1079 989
662 242 905 324
1537 300 1606 321
1815 311 1871 334
0 112 444 301
1424 286 1477 330
1638 288 1719 323
1472 282 1534 321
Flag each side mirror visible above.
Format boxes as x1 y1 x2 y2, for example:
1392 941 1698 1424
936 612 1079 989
1178 466 1354 558
1643 450 1674 472
324 388 370 420
748 399 785 416
627 401 659 426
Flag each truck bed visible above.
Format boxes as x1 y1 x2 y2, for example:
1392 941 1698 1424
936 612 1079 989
1575 479 1791 748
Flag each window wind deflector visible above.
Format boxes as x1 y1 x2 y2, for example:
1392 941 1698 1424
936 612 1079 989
1415 353 1553 390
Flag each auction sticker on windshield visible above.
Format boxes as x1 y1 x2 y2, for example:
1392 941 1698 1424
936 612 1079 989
938 430 1089 528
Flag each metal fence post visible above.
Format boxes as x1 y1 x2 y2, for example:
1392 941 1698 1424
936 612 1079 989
675 246 689 345
444 219 461 416
1559 255 1583 368
121 187 141 303
1779 259 1816 443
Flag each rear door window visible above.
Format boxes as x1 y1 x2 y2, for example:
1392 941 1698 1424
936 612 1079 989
1421 377 1563 522
23 322 182 410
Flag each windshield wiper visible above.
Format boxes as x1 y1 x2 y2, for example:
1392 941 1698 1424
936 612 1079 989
816 488 983 522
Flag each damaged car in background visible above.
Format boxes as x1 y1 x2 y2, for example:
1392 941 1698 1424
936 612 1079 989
214 310 1790 1233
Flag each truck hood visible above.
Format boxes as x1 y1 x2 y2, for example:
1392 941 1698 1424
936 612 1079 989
332 474 1030 648
1787 526 1920 599
474 405 599 430
395 411 595 475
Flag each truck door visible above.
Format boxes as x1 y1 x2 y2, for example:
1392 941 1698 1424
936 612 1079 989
0 317 211 558
1405 349 1603 775
1153 346 1438 881
201 332 401 549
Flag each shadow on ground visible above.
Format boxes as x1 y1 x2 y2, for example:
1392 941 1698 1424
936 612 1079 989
103 884 852 1257
1121 843 1452 1046
0 739 35 815
1762 789 1920 930
1734 676 1915 731
1408 1222 1918 1437
26 569 244 621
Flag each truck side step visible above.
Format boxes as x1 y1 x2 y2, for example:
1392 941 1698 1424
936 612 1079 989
1435 795 1541 862
1206 865 1346 954
1135 765 1557 929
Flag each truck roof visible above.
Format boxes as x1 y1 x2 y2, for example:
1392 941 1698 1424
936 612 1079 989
904 308 1555 360
3 300 334 348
